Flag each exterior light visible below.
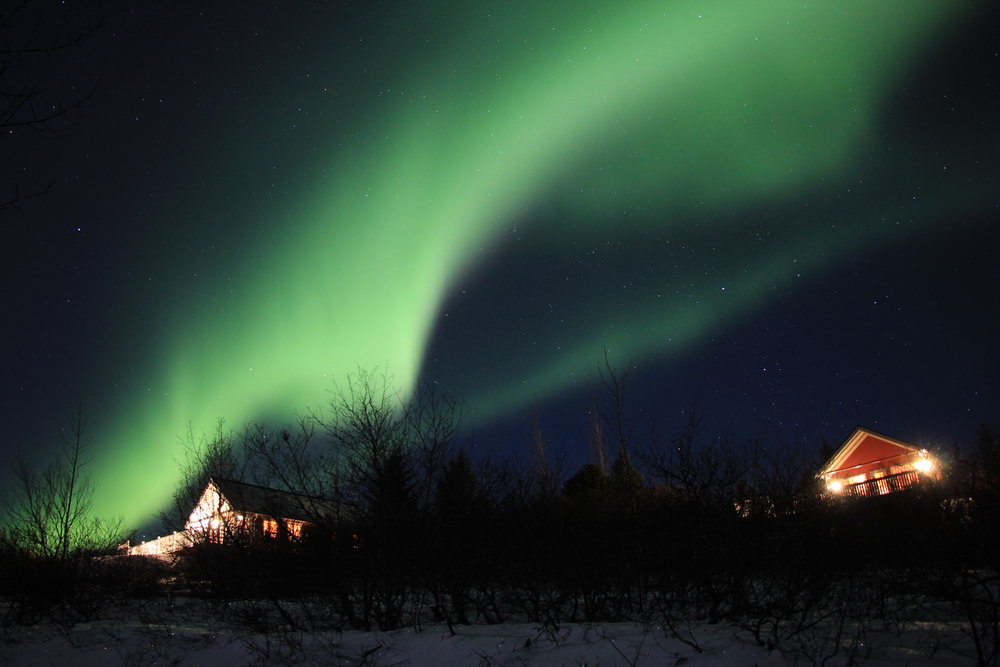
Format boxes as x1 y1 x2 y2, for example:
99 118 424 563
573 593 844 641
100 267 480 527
827 480 844 494
914 458 933 473
210 518 220 528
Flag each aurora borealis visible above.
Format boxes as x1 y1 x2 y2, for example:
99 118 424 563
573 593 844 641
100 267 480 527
4 1 999 529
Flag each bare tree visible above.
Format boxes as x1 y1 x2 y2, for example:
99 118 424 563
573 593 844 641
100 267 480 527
311 367 465 629
405 383 464 508
318 367 462 512
641 409 753 510
595 347 632 461
2 404 122 558
588 350 646 523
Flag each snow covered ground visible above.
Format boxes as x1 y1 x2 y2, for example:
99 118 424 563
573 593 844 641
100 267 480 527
0 598 982 666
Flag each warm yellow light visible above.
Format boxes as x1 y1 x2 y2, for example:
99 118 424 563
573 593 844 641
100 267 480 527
914 458 933 473
210 518 220 528
828 480 844 494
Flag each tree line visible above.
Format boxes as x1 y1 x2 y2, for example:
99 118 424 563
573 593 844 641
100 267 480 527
2 367 1000 665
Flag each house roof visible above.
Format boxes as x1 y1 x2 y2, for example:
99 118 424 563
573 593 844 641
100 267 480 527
819 427 922 477
211 478 341 523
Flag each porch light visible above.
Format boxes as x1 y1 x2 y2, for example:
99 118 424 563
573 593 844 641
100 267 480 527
827 480 844 493
914 458 933 473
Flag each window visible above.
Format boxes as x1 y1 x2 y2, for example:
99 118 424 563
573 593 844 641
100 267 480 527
262 518 278 538
209 518 223 544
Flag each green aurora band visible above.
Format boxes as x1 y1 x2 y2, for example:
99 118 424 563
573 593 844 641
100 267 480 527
93 0 981 526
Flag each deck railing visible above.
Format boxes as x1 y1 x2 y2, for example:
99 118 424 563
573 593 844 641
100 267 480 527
844 470 921 497
126 530 193 556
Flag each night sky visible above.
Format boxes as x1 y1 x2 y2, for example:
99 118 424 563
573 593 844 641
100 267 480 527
3 1 999 529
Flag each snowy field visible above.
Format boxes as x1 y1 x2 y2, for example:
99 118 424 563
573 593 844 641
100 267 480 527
0 598 983 666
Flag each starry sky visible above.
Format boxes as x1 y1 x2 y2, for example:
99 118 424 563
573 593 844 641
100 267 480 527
3 1 999 529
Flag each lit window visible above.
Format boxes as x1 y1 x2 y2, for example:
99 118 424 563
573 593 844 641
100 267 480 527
263 518 278 538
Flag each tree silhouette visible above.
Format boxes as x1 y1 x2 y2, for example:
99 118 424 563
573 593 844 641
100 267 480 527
2 404 122 558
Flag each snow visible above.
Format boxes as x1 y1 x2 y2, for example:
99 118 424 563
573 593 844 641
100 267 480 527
0 599 980 666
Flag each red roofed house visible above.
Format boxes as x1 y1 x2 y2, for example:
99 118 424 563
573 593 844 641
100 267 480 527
818 427 941 498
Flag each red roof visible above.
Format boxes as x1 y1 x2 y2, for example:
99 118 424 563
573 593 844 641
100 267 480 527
837 434 914 470
820 427 921 476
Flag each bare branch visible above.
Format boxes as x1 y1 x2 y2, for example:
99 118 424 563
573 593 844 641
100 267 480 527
0 2 102 213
